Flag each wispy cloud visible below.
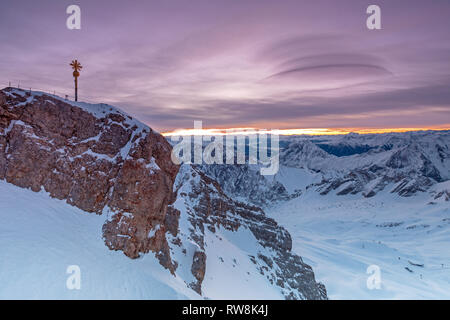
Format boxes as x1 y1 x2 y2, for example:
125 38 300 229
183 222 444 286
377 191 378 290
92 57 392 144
1 0 450 131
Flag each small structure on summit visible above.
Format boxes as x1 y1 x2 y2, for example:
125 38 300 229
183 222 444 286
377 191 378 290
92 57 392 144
70 59 82 101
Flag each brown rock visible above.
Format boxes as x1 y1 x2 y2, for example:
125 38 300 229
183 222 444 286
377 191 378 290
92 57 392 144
190 251 207 294
0 88 180 270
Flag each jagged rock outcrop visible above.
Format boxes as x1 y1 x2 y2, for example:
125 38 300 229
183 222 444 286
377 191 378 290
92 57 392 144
168 165 327 299
199 164 292 207
0 87 327 299
0 88 179 268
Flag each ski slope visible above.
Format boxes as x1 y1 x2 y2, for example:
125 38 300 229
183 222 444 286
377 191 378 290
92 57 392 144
268 167 450 299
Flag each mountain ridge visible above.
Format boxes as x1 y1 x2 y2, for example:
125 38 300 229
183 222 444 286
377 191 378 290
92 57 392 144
0 87 327 299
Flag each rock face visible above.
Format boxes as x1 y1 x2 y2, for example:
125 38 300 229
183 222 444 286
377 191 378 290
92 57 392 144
168 165 327 299
0 88 179 267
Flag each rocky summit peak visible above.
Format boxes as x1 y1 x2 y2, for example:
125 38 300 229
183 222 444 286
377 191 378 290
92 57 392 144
0 88 327 299
0 87 179 269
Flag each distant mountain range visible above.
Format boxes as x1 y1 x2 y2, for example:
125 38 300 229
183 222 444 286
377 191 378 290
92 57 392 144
201 130 449 206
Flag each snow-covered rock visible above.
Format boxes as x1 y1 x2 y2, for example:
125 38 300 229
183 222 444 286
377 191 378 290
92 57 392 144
199 164 293 207
0 87 327 299
279 131 450 197
167 165 327 299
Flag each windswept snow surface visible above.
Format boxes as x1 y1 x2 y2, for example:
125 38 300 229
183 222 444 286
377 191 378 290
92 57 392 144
201 228 285 300
0 180 198 300
0 176 287 300
268 167 450 299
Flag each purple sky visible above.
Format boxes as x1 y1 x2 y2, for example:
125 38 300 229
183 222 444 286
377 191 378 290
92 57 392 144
1 0 450 132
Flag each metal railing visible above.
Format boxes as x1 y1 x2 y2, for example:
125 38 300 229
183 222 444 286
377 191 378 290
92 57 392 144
1 80 102 105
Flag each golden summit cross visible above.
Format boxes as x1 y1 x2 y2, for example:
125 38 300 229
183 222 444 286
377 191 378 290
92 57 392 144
70 59 82 101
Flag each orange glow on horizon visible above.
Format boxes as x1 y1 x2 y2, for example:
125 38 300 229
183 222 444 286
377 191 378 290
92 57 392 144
162 126 450 136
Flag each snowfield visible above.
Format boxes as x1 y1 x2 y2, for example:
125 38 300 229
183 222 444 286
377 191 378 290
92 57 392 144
0 177 292 300
0 180 199 300
268 166 450 299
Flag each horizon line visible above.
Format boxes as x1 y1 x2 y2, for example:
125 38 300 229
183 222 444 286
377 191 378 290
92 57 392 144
162 126 450 136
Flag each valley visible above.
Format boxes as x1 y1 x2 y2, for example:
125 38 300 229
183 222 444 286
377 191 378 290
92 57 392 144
269 172 450 299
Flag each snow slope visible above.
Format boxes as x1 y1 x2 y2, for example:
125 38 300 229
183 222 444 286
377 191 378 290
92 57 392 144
267 133 450 299
0 173 318 300
0 179 198 300
268 169 450 299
